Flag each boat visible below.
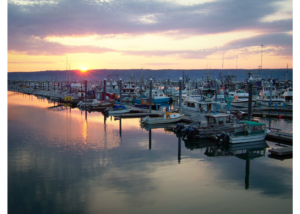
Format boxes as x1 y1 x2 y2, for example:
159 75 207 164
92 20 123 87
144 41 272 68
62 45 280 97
257 85 285 107
280 87 293 107
140 112 184 125
220 121 270 144
180 113 238 139
107 104 131 115
133 98 160 110
133 94 170 104
182 94 220 112
227 90 256 108
87 99 114 110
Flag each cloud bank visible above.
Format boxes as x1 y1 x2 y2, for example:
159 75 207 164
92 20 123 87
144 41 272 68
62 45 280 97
8 0 292 58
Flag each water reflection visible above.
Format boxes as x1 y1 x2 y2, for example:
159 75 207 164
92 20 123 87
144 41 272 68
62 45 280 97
8 92 292 214
205 141 268 190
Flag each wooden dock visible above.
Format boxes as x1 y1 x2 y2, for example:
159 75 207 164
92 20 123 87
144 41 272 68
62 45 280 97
266 131 293 145
243 112 292 119
268 146 293 156
120 113 163 118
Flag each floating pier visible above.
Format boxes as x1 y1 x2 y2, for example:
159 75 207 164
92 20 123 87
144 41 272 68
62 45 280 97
268 146 293 156
266 131 293 144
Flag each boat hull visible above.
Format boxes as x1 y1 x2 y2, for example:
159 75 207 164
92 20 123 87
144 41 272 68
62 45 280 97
108 109 131 114
133 97 170 104
142 116 183 125
229 133 267 144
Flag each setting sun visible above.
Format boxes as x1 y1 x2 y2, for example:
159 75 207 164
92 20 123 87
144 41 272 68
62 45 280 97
80 67 87 72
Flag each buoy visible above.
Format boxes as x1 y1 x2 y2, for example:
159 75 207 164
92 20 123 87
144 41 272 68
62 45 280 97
279 115 282 119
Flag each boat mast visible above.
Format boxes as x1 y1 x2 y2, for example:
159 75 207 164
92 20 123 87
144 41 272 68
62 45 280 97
286 63 288 81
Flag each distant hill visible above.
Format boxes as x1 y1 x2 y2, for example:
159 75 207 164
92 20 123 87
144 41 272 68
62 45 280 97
7 69 293 82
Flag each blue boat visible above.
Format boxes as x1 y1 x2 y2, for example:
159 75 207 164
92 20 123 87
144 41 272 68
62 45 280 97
133 96 170 104
133 98 160 110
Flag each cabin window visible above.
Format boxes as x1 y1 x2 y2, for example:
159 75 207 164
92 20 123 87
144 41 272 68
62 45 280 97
218 118 224 125
226 117 231 123
208 117 216 124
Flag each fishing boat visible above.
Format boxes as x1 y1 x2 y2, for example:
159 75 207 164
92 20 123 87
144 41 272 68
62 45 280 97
140 112 184 125
220 121 270 144
133 98 160 110
87 99 114 110
107 104 131 114
280 87 293 107
133 94 170 104
181 113 238 139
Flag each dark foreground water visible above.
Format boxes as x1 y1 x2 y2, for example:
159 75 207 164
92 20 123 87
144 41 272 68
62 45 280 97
8 91 292 214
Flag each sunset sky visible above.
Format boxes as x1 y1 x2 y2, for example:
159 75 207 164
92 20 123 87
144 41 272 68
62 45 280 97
7 0 293 72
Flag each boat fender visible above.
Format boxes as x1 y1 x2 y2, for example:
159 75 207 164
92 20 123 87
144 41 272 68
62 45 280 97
174 123 181 132
187 127 195 138
223 132 231 143
182 126 190 138
218 131 227 140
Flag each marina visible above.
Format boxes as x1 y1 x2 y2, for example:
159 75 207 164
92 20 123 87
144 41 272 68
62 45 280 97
6 0 295 212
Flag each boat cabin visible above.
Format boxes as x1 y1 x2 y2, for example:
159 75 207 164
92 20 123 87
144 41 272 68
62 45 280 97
204 114 234 128
140 98 155 105
234 121 266 135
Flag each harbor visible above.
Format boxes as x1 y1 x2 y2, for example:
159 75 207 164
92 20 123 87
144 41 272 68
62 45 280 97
6 0 295 212
8 72 293 146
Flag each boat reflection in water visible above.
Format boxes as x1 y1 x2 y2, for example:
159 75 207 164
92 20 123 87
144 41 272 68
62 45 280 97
184 138 269 190
205 140 269 190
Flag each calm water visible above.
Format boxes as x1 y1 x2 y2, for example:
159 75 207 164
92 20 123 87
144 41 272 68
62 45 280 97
8 91 292 214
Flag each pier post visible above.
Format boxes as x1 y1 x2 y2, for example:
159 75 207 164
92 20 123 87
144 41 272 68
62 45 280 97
119 118 122 137
178 137 181 164
48 81 50 91
103 78 107 101
215 79 218 102
197 79 199 94
85 79 87 102
149 129 152 150
119 78 122 104
248 77 253 121
149 78 153 113
270 80 273 107
245 159 250 190
179 77 182 114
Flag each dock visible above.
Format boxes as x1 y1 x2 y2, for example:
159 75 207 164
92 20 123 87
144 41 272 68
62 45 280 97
266 131 293 144
268 146 293 156
243 112 292 119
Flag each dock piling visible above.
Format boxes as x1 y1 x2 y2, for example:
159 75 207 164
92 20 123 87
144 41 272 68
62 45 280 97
179 77 182 114
248 77 253 121
149 78 152 113
119 78 122 104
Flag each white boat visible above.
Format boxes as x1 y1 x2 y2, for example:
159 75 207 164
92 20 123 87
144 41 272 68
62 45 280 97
221 121 270 144
141 112 184 125
227 90 255 108
182 94 222 112
257 91 285 107
107 105 131 115
280 87 293 106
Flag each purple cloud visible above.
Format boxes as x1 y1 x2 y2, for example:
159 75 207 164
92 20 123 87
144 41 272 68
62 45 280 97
8 0 292 58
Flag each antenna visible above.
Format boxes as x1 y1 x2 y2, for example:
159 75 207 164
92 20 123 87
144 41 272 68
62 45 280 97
222 53 224 70
236 54 238 82
286 63 288 81
261 45 263 77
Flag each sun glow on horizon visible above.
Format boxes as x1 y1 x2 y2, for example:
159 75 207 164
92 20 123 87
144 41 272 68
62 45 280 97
81 67 87 72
